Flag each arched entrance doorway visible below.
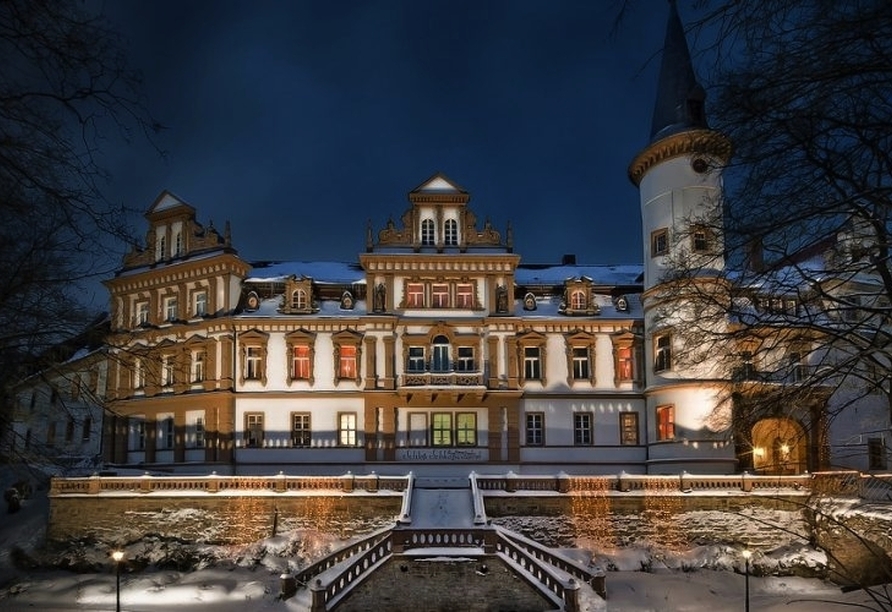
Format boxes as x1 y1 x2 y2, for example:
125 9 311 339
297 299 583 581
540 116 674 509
751 417 807 474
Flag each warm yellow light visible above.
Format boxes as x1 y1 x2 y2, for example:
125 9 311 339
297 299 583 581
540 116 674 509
753 447 764 458
112 550 125 562
742 549 752 560
781 444 790 454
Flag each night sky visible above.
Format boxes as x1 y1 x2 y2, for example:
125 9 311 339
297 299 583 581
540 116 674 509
98 1 681 267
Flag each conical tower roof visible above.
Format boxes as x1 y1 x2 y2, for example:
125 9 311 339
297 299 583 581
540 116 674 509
649 0 708 141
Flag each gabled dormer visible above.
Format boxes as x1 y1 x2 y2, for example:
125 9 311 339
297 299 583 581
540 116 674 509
121 191 234 270
280 276 319 315
559 277 601 316
366 172 511 253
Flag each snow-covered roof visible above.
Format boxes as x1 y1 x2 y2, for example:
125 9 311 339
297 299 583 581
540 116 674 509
246 261 366 284
515 264 643 286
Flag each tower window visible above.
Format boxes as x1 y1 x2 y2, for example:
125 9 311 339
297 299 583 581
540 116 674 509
651 228 669 257
654 334 672 372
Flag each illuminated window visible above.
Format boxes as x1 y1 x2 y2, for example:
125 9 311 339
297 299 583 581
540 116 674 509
431 283 450 308
245 413 264 448
526 413 544 446
338 345 357 379
421 219 435 246
570 289 587 310
620 412 639 445
292 345 311 380
656 405 675 440
432 413 452 446
654 334 672 372
406 282 425 308
651 228 668 257
245 347 263 380
571 347 590 380
573 413 593 445
407 346 425 372
339 412 357 446
524 346 542 380
456 283 474 308
431 336 450 372
291 413 311 447
456 346 475 372
617 346 634 381
456 413 476 446
444 219 458 246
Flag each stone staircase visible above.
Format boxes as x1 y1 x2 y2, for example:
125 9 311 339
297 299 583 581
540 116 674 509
284 472 606 611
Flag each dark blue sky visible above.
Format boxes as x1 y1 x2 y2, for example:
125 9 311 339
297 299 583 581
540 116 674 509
99 1 680 267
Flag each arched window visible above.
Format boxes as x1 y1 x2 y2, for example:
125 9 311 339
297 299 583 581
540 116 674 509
431 335 450 372
173 231 183 256
292 289 307 310
156 235 166 261
444 219 458 246
571 290 587 310
421 219 435 246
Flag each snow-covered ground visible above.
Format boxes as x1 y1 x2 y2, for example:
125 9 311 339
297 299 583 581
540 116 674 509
0 473 888 611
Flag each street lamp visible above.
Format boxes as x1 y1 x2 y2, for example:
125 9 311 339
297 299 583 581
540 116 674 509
112 550 125 612
742 548 752 612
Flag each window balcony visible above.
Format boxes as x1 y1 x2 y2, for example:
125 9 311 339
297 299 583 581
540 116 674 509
400 370 484 387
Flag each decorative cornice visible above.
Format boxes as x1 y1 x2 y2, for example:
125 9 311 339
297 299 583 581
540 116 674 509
628 129 732 186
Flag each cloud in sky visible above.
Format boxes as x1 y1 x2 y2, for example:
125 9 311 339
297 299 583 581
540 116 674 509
99 1 676 266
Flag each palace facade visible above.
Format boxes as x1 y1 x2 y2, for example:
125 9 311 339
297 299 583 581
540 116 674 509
6 2 888 476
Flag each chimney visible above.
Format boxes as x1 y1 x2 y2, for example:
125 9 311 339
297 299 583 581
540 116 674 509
562 254 577 266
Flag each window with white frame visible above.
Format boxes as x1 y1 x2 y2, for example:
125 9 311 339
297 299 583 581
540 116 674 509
444 219 458 246
173 230 183 256
654 333 672 372
161 356 174 387
135 301 149 326
407 346 426 372
338 345 357 379
574 413 593 445
432 413 452 446
133 358 145 389
194 291 207 317
291 412 311 447
164 296 178 322
571 347 590 380
456 283 474 308
651 228 669 257
456 413 476 445
431 283 450 308
456 346 474 372
526 413 544 446
431 336 450 372
160 416 174 449
292 345 311 380
245 347 263 380
192 351 205 383
570 289 587 310
195 416 205 448
156 234 166 261
245 413 264 447
421 219 435 246
524 346 542 380
338 412 357 446
406 282 425 308
291 289 308 310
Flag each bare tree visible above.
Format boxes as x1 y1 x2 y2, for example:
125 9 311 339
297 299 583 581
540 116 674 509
0 0 160 456
641 0 892 473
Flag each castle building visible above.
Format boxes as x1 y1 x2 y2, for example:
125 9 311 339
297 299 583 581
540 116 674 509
16 2 886 476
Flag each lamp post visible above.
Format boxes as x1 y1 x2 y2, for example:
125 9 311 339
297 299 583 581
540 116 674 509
742 548 752 612
112 550 124 612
